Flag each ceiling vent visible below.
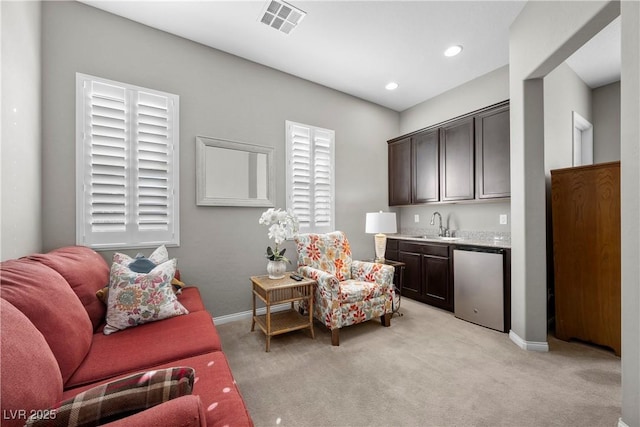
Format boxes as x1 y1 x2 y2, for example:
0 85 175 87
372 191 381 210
259 0 306 35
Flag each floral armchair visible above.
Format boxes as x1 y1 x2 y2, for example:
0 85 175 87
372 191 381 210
294 231 395 346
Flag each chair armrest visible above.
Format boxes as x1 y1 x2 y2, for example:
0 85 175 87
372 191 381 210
297 266 340 300
104 395 206 427
351 261 395 293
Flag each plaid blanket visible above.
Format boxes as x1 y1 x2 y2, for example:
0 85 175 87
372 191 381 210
26 366 195 427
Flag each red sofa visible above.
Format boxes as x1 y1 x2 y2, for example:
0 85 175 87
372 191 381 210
0 246 252 427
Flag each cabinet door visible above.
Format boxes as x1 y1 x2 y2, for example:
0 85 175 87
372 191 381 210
398 251 422 301
423 255 452 311
388 138 412 206
385 239 399 262
476 105 510 199
440 118 474 201
412 129 440 203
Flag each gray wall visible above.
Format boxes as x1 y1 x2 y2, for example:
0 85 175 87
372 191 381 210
509 0 617 348
593 81 621 163
620 2 640 425
544 62 593 175
1 1 42 260
396 65 511 235
400 65 510 134
542 61 593 326
41 1 399 316
395 201 510 235
511 1 640 426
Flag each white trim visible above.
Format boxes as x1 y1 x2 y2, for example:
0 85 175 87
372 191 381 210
618 418 629 427
509 330 549 352
213 303 291 325
572 111 593 167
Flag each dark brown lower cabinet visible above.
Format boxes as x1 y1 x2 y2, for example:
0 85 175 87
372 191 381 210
396 241 453 312
423 255 451 310
398 251 421 299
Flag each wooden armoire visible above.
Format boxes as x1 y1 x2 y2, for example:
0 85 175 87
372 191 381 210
551 161 621 355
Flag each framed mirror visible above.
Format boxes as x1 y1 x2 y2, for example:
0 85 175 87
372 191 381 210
196 136 275 207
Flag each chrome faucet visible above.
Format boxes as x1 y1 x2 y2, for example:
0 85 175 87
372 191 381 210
430 211 449 237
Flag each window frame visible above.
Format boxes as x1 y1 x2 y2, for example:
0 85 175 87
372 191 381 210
285 120 335 234
75 73 180 250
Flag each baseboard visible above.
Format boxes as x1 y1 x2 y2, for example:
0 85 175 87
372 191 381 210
618 418 629 427
509 330 549 352
213 303 291 325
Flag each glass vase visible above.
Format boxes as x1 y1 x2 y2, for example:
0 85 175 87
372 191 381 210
267 260 287 280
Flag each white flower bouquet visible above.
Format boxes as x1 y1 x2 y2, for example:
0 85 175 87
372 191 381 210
258 208 300 263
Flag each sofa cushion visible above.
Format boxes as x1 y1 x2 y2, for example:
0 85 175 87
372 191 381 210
28 246 110 331
177 286 207 312
0 258 93 384
66 310 222 388
27 367 195 427
147 352 253 427
62 352 253 427
1 299 63 427
104 258 188 335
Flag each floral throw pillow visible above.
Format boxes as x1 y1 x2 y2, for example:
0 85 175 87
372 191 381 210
104 258 188 335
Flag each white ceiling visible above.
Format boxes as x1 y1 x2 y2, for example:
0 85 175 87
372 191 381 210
566 16 621 89
80 0 620 112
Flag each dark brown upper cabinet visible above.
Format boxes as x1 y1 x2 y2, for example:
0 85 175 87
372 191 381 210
475 105 510 199
412 129 440 203
388 137 412 206
440 117 475 201
388 101 510 206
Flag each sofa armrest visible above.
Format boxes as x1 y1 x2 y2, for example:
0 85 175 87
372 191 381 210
103 395 206 427
351 261 395 293
297 266 340 300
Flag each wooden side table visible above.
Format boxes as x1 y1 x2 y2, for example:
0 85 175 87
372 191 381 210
369 259 405 317
250 273 316 352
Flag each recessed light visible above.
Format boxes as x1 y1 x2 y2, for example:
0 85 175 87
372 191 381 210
385 82 399 91
444 45 463 57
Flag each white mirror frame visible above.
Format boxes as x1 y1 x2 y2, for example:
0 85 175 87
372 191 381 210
196 136 275 207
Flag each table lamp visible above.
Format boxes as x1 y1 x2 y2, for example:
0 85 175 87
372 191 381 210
365 211 397 263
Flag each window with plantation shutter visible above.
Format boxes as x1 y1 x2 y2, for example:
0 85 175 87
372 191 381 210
286 121 335 233
76 73 179 249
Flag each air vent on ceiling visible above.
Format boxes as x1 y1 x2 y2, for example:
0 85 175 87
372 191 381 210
259 0 306 35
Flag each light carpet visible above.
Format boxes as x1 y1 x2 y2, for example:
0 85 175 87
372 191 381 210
216 298 621 427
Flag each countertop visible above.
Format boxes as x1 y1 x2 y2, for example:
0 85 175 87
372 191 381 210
388 234 511 249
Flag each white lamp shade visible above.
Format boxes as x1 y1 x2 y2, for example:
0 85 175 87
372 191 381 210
365 212 397 234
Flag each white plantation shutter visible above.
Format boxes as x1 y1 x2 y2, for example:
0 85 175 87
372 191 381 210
288 123 312 227
286 121 335 233
134 91 173 236
76 74 179 249
312 129 333 229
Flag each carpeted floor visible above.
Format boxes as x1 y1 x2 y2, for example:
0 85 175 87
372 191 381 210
216 298 621 427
